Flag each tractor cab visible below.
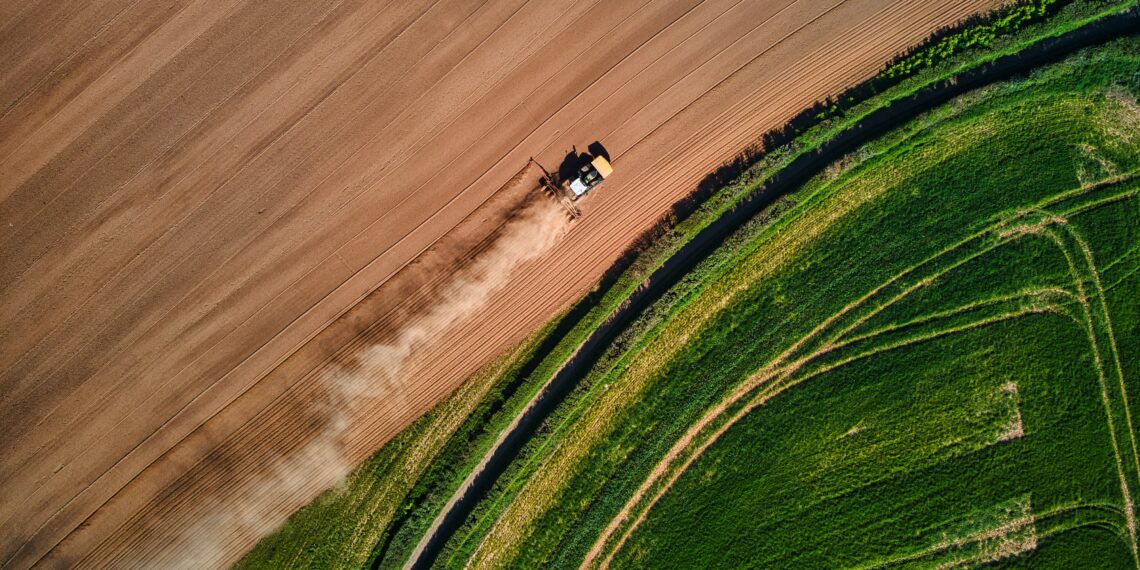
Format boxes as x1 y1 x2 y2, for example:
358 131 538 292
568 155 613 199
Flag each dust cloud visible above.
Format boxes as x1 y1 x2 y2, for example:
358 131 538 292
342 195 570 416
163 420 351 570
321 193 570 421
143 197 569 569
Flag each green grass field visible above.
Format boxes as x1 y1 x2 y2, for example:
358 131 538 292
440 35 1140 570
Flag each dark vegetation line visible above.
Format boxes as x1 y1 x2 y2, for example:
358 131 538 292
404 7 1140 569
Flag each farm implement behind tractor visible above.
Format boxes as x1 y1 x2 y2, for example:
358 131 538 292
530 150 613 218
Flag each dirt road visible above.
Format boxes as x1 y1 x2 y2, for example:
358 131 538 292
0 0 998 567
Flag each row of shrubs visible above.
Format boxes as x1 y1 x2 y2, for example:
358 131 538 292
882 0 1064 81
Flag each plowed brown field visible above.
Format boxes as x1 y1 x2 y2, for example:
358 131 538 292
0 0 998 567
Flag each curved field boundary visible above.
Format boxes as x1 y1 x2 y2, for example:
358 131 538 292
404 8 1140 569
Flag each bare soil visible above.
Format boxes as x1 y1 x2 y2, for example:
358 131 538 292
0 0 998 567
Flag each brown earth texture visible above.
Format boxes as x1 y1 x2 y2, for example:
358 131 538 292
0 0 999 567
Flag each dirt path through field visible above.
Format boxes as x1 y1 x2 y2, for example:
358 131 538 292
0 0 998 567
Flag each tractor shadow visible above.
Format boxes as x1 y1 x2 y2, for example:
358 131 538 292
556 141 609 183
556 147 587 183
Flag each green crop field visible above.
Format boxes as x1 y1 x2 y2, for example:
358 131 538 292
438 36 1140 570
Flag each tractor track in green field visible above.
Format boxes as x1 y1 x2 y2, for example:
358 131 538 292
1042 221 1140 561
862 501 1129 569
